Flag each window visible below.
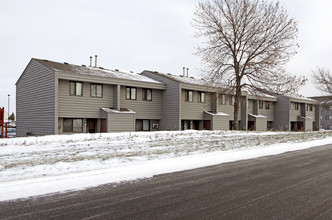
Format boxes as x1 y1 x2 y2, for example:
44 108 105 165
198 92 205 103
230 96 235 105
90 84 103 97
142 88 152 101
185 90 193 102
259 101 264 109
63 118 83 132
309 104 313 111
136 119 150 131
143 120 150 131
219 94 226 105
126 87 137 100
265 102 270 110
70 82 83 96
295 103 299 110
325 116 329 120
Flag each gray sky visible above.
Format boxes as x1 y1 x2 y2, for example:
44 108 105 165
1 0 331 114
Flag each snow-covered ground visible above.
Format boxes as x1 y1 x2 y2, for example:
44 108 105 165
1 130 332 202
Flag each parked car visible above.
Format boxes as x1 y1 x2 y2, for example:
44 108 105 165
7 128 16 138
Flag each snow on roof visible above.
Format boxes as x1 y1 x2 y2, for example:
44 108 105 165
247 91 277 100
282 94 317 103
150 71 214 87
248 114 267 118
204 111 229 117
101 108 136 114
34 59 163 84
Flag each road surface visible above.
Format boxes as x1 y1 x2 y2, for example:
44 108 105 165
1 144 332 219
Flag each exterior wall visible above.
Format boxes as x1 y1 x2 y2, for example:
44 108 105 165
181 90 212 120
320 106 332 129
16 60 55 136
120 86 162 120
274 96 290 131
141 71 181 130
108 113 135 132
248 100 256 115
58 79 116 118
217 101 240 120
204 112 229 130
290 102 302 121
256 117 268 131
258 102 275 121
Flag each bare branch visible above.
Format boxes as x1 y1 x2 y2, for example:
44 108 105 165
193 0 301 129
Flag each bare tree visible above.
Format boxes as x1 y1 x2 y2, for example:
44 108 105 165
193 0 306 130
312 67 332 94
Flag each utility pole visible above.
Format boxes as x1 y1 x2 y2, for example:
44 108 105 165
8 94 10 122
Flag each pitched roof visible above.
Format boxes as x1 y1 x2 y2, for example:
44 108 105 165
145 70 211 87
33 58 163 84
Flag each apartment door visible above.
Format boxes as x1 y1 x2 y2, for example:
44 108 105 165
87 119 97 133
193 120 199 130
248 121 255 130
100 119 107 133
298 122 304 131
203 120 211 130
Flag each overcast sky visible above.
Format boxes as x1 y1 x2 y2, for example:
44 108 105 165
1 0 332 114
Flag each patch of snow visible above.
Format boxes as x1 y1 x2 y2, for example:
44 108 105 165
0 130 332 201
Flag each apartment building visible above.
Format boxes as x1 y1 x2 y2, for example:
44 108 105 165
311 96 332 130
247 94 278 131
141 70 248 131
16 58 320 136
274 95 319 131
16 58 165 137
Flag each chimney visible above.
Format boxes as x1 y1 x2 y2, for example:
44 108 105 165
94 55 98 68
186 68 189 77
183 67 185 76
89 56 92 67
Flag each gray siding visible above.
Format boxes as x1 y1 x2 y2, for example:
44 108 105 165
108 112 135 132
274 96 290 131
258 102 275 121
181 90 212 120
248 100 255 115
16 60 55 136
120 86 162 119
204 112 229 130
290 102 302 121
58 79 116 118
141 71 181 130
217 102 242 120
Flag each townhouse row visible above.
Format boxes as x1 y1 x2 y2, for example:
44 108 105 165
15 58 320 137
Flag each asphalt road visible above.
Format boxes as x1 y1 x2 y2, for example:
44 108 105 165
1 144 332 220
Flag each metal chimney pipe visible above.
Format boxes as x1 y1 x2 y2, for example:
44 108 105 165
95 55 98 68
186 68 189 77
183 67 185 76
89 56 92 67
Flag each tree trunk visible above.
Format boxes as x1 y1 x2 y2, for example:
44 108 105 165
233 87 242 130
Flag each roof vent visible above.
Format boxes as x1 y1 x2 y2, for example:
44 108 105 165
130 71 134 73
64 62 69 65
154 71 158 73
99 67 104 69
115 69 119 72
179 75 183 77
190 76 194 79
94 55 98 68
82 64 86 67
167 73 171 75
43 59 48 62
